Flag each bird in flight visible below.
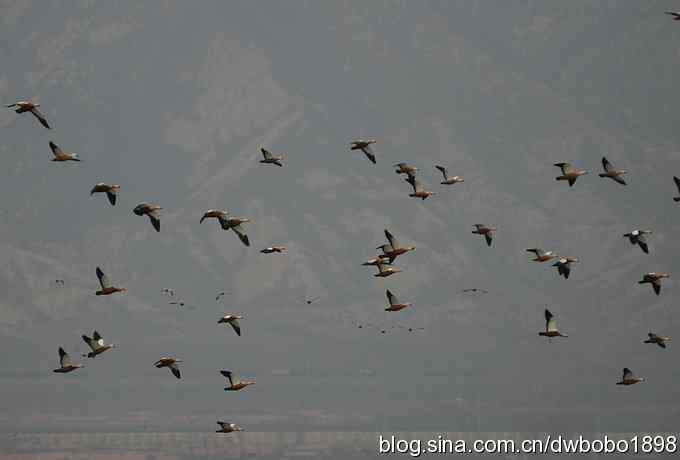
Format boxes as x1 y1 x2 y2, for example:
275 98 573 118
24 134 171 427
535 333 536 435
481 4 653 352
644 332 671 349
220 370 256 391
218 315 243 336
260 246 287 254
435 165 464 185
385 289 412 312
49 142 81 162
472 224 496 247
350 139 377 164
220 217 251 247
216 421 243 433
154 357 182 379
554 162 587 187
552 257 579 279
616 368 645 386
405 175 435 200
53 347 83 373
90 183 120 206
538 309 568 341
526 248 557 262
133 203 162 232
598 157 627 185
6 100 51 129
259 146 284 167
95 267 126 296
461 288 488 294
623 230 652 254
81 330 116 358
638 272 669 296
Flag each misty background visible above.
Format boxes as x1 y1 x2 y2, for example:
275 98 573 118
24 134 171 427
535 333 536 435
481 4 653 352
1 0 680 456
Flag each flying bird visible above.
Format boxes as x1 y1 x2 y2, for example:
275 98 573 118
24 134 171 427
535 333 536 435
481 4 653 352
161 288 176 297
538 309 568 340
220 217 251 247
598 157 627 185
362 255 392 267
95 267 126 296
6 100 50 129
305 296 320 305
259 147 284 167
154 357 182 379
405 175 435 200
218 315 243 336
461 288 488 294
472 224 496 247
554 162 587 187
616 368 645 386
216 421 243 433
81 331 115 358
220 370 255 391
260 246 286 254
644 332 671 349
90 183 120 206
54 279 65 287
385 289 411 312
638 272 669 296
49 142 81 162
200 209 229 224
526 248 557 262
215 291 228 301
623 230 652 254
435 165 464 185
133 203 162 232
378 229 415 263
53 347 83 373
350 139 377 164
552 257 579 279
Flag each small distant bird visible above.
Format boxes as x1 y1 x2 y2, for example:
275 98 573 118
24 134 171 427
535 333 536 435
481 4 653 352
378 229 415 263
218 315 243 336
526 248 557 262
305 296 320 305
665 11 680 20
169 300 187 308
554 162 587 187
553 257 579 279
260 246 286 254
90 183 120 206
644 332 671 349
216 421 243 433
133 203 162 232
385 289 411 312
623 230 652 254
350 139 377 164
54 279 65 287
154 357 182 379
405 175 435 200
162 288 176 297
395 324 425 332
220 217 251 247
538 309 568 340
373 262 402 278
598 157 627 185
259 147 284 167
200 209 229 224
6 100 50 129
53 347 83 373
95 267 126 296
394 162 418 176
220 370 255 391
435 165 464 185
49 142 81 162
638 272 669 296
215 291 228 301
472 224 496 247
673 176 680 202
616 367 645 386
461 288 488 294
81 331 115 358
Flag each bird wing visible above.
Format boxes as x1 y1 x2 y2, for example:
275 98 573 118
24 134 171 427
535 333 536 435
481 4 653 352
230 319 241 336
92 330 104 348
30 107 50 129
147 210 161 232
361 147 376 164
260 148 273 161
59 347 72 367
554 162 572 174
105 191 117 206
526 248 542 257
96 267 111 290
484 233 493 246
544 309 554 330
674 176 680 193
386 289 398 306
49 141 63 158
169 363 181 379
231 225 250 246
82 335 96 352
384 229 399 250
435 165 448 179
622 368 634 381
220 370 235 386
601 157 614 173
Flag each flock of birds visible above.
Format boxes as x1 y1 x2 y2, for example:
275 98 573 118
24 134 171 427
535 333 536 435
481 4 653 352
7 11 680 432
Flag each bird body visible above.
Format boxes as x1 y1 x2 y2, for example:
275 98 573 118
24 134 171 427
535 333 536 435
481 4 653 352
538 309 568 339
82 330 115 358
617 368 644 385
350 139 377 164
220 217 251 246
49 142 80 162
259 147 284 166
53 347 83 373
405 175 435 200
95 267 126 296
644 332 671 349
154 357 182 379
200 209 228 224
638 272 669 295
221 370 255 391
90 183 120 206
598 157 627 185
6 100 51 129
472 224 495 247
218 315 243 336
374 262 402 278
435 165 464 185
554 162 587 187
378 229 415 262
216 421 243 433
385 289 411 312
552 257 578 279
526 248 557 262
133 203 162 232
623 230 652 254
260 246 286 254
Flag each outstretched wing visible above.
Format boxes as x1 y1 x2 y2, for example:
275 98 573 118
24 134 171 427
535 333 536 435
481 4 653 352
230 319 241 336
231 225 250 247
106 191 117 206
30 107 50 129
544 309 554 331
601 157 614 173
622 368 634 381
96 267 111 290
59 347 72 367
147 209 161 232
386 289 398 306
484 233 493 246
49 141 63 158
260 148 273 161
81 335 96 352
674 176 680 194
169 363 181 379
637 234 649 254
435 165 448 179
384 229 399 250
92 331 104 348
361 146 376 164
554 162 573 175
220 370 235 386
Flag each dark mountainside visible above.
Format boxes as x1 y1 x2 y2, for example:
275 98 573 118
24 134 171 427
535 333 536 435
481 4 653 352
1 0 680 443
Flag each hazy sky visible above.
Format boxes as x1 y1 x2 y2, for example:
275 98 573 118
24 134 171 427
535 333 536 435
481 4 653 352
1 0 680 449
